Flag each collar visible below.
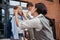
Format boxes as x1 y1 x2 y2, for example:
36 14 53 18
36 14 44 18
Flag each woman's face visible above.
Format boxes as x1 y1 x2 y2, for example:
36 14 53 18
27 6 32 11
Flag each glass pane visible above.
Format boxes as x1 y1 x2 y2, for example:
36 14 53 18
9 8 14 18
10 1 20 6
2 9 5 15
21 2 27 7
21 2 28 13
2 9 5 23
0 8 4 37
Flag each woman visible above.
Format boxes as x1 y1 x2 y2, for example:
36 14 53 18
14 3 54 40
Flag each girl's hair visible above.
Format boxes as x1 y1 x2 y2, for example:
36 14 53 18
13 5 20 10
14 6 18 10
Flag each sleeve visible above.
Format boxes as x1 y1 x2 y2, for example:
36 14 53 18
28 11 33 19
19 18 43 31
26 11 33 19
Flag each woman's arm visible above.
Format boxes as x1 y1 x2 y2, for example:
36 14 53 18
15 11 42 31
14 10 42 29
14 6 42 31
23 13 29 20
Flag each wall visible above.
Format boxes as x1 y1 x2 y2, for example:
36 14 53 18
22 0 60 40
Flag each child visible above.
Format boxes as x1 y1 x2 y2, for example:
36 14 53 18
11 6 27 40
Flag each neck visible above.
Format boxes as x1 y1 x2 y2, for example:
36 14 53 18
33 12 39 17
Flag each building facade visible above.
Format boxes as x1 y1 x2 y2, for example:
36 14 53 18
22 0 60 40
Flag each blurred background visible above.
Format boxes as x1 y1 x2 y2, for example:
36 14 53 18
0 0 60 40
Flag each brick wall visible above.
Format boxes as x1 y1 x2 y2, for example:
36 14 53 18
22 0 60 39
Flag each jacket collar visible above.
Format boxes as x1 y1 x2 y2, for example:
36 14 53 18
36 14 44 18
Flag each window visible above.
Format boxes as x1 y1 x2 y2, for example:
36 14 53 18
9 1 20 18
0 8 2 22
10 1 20 6
9 8 14 18
20 1 28 13
9 0 28 18
2 9 5 23
21 2 27 8
0 8 4 38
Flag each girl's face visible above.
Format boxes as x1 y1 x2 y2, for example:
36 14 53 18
18 6 23 16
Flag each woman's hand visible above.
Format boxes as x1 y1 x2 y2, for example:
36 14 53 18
30 6 37 14
23 13 28 20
